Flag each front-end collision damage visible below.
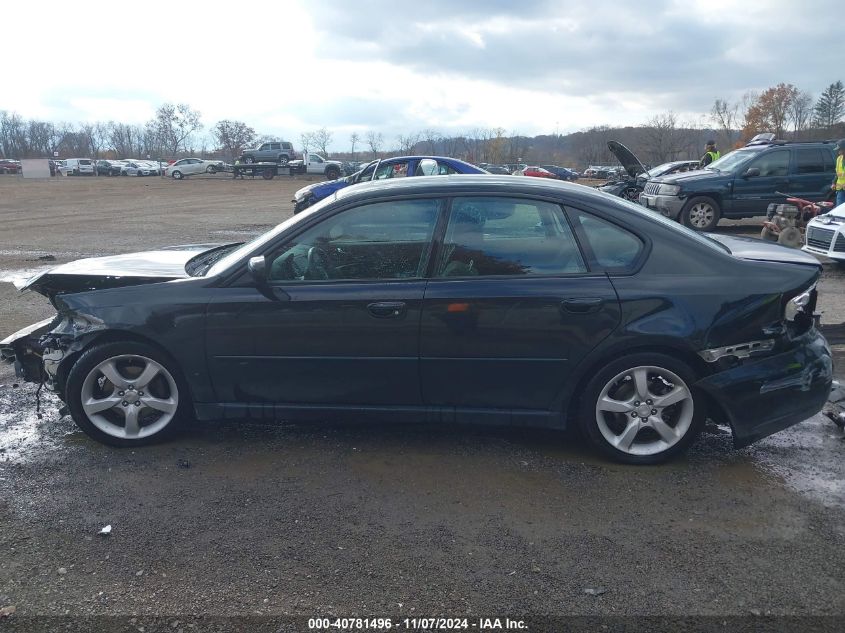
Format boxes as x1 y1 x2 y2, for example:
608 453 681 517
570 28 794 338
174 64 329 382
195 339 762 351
1 310 107 392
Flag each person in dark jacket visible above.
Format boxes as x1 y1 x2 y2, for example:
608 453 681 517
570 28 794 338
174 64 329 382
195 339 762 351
699 140 720 168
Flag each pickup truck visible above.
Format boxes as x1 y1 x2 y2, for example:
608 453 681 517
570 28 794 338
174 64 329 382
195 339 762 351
240 141 299 165
288 153 343 180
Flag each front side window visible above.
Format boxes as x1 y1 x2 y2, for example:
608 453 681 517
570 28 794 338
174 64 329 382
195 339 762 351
436 197 586 277
268 199 441 282
374 161 409 179
747 150 789 177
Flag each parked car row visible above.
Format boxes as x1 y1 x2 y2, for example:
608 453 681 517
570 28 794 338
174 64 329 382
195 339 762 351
0 158 22 174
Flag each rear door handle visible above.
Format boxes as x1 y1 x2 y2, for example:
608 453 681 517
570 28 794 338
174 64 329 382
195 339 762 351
561 297 604 314
367 301 407 319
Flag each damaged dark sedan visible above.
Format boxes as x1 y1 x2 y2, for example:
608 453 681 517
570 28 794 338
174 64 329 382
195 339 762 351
1 175 832 463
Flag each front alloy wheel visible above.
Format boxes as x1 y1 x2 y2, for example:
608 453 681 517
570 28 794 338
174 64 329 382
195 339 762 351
681 196 720 231
581 354 704 463
66 342 187 446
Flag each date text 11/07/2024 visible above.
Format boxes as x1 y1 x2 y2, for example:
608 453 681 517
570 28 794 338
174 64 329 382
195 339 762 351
307 617 528 630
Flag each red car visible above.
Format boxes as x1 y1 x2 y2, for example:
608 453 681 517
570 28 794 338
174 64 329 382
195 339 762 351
522 166 558 179
0 159 22 174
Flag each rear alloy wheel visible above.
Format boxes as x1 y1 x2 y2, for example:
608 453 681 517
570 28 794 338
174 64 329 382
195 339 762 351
244 156 254 164
171 170 183 180
777 226 802 248
580 354 704 464
681 196 720 231
206 165 217 174
278 155 289 166
66 341 188 446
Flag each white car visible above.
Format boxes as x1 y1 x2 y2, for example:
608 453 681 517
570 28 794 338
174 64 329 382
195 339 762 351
164 158 223 179
122 160 158 177
803 202 845 263
60 158 95 176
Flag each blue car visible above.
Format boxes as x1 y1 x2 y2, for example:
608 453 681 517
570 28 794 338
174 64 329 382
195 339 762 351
292 156 486 213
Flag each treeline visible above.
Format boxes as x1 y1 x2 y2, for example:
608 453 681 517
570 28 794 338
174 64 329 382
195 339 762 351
1 81 843 167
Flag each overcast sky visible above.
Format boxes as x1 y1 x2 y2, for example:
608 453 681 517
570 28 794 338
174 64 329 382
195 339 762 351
2 0 838 150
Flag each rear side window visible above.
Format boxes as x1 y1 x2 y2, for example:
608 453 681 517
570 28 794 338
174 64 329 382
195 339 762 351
794 149 826 174
436 197 586 277
823 148 835 172
567 208 643 271
282 142 292 150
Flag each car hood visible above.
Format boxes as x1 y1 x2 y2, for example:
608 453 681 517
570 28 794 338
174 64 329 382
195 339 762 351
607 140 647 178
294 177 352 201
647 169 718 186
17 243 224 298
707 234 821 266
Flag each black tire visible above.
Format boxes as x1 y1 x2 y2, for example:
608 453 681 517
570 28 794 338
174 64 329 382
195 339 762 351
278 155 289 166
172 170 183 180
621 186 641 201
579 353 705 464
777 226 802 248
262 168 275 180
206 165 217 174
325 167 340 181
65 340 190 447
680 196 720 231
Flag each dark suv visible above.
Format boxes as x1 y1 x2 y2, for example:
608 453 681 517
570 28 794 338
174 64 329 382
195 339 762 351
240 141 299 165
640 136 836 231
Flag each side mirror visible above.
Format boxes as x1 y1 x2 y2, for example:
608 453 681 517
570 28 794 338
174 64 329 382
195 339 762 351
247 256 267 284
743 167 760 178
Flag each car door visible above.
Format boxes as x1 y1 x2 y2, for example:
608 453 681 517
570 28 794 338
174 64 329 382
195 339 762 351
205 197 443 409
307 154 324 174
419 196 623 417
731 149 790 214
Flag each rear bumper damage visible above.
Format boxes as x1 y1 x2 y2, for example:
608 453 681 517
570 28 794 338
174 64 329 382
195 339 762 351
695 328 833 448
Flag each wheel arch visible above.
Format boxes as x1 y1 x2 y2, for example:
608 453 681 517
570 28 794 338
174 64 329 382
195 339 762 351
561 342 711 429
55 329 192 402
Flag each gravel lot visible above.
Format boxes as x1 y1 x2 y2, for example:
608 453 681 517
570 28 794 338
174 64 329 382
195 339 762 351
0 174 843 628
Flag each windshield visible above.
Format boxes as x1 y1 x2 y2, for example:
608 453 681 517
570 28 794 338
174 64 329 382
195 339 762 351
595 190 730 255
206 193 340 277
705 148 761 173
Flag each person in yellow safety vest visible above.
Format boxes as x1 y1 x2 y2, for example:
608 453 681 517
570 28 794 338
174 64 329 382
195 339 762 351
832 140 845 208
699 140 720 168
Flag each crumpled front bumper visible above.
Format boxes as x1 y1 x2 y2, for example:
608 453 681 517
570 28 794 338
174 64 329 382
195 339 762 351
696 328 833 448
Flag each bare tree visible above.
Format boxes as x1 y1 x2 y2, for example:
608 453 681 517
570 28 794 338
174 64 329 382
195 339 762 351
710 98 739 148
212 120 256 161
366 131 384 158
349 132 360 159
146 103 203 157
641 112 684 164
788 90 814 138
396 132 420 154
300 132 315 153
312 127 333 157
421 128 440 154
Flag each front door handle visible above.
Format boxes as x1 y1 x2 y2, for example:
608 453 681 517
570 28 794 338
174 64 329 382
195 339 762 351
561 297 604 314
367 301 407 319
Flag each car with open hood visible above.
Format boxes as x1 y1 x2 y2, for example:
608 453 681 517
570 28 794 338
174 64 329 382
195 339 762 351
292 156 486 213
1 176 831 464
597 141 700 202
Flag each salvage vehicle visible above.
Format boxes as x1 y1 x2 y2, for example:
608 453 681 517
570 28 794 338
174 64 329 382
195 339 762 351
598 141 699 202
542 165 580 181
802 197 845 262
240 141 299 165
292 156 485 213
96 160 123 176
520 166 558 179
60 158 95 176
164 158 224 179
121 161 158 177
1 176 831 464
287 153 343 180
640 135 836 231
0 158 22 174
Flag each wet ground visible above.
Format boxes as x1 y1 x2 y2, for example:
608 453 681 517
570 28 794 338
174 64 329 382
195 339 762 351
0 175 843 623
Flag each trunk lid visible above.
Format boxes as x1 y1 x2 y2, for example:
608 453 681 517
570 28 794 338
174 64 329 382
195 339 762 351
707 234 821 266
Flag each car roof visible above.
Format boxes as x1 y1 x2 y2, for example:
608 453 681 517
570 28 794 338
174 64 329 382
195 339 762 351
333 173 603 206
